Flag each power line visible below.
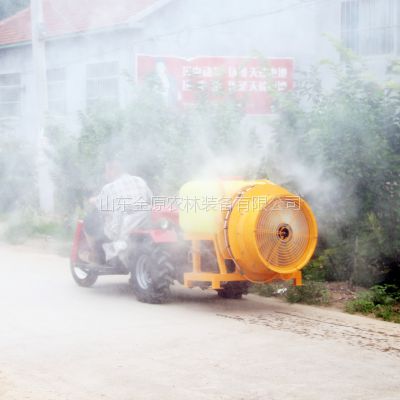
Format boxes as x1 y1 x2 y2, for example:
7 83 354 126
14 0 329 75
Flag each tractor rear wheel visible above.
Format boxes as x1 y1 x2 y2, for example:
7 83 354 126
217 282 249 299
129 244 174 304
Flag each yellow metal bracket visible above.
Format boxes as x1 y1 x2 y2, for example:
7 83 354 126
183 236 246 289
293 271 302 286
184 272 246 290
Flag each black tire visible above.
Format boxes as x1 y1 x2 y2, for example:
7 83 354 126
129 244 175 304
217 282 249 299
70 230 98 288
70 261 98 287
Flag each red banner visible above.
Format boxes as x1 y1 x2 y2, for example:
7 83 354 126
136 55 293 115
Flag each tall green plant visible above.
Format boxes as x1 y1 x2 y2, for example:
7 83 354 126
272 46 400 286
47 81 252 213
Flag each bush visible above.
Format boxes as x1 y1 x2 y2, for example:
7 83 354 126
250 283 289 297
373 305 400 323
0 134 37 213
370 284 400 305
47 81 260 214
346 299 375 314
272 45 400 287
303 255 328 282
345 284 400 323
2 208 71 244
285 281 330 305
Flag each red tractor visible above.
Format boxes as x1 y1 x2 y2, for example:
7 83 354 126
70 179 318 304
71 207 185 303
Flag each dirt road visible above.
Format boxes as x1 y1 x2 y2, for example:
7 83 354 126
1 244 400 400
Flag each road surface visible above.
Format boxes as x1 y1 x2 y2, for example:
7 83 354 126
1 243 400 400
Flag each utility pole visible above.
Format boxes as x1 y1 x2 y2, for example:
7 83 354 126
31 0 54 213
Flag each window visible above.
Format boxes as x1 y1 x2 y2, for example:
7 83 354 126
47 68 66 115
86 61 119 107
341 0 398 55
0 73 22 119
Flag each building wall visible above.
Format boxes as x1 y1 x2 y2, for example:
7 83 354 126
45 30 137 124
315 0 399 79
0 0 398 140
134 0 321 69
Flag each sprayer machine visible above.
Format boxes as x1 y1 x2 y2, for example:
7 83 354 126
71 179 318 303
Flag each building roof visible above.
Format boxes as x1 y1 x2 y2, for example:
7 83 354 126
0 0 168 47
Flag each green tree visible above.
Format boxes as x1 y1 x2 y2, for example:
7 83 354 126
0 132 37 212
47 80 252 214
272 47 400 286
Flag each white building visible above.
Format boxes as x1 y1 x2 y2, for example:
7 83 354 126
0 0 397 137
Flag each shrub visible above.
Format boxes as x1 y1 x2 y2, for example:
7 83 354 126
272 46 400 287
285 281 330 305
47 81 257 214
2 208 71 244
345 299 375 314
250 283 276 297
373 305 400 322
345 284 400 323
0 134 37 213
250 283 289 297
302 254 328 282
370 285 396 306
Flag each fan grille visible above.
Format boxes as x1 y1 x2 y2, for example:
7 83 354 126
255 197 310 269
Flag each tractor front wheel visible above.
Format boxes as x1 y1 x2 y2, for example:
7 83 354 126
70 231 98 288
71 262 98 287
130 244 174 304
